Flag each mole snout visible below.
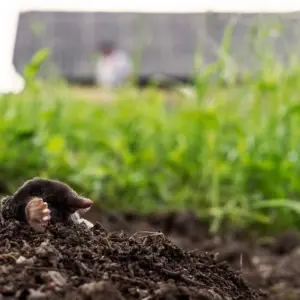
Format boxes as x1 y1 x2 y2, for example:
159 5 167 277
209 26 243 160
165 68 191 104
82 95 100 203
0 177 94 232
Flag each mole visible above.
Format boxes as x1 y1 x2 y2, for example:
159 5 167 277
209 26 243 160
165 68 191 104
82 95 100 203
0 177 94 232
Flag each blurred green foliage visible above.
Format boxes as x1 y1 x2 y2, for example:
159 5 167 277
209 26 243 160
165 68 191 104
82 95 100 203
2 24 300 234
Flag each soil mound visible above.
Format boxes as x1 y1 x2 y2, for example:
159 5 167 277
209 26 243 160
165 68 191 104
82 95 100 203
0 220 263 300
85 210 300 300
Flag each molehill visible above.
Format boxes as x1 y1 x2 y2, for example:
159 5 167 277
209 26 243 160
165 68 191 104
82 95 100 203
0 220 264 300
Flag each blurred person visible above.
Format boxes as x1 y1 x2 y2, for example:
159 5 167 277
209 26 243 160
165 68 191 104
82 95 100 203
94 40 132 88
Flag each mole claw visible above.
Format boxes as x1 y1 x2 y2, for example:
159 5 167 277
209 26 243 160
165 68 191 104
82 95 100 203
42 215 51 221
78 218 94 229
25 198 51 233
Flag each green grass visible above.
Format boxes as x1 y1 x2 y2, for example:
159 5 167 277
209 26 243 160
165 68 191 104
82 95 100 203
2 25 300 234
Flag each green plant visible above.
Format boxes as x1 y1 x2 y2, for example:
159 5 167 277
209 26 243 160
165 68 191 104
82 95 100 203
2 20 300 234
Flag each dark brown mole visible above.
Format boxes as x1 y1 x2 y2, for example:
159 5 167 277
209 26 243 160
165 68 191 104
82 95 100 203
0 177 93 226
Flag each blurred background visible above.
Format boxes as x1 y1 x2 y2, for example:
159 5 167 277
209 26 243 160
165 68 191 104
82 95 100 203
13 10 300 89
1 3 300 234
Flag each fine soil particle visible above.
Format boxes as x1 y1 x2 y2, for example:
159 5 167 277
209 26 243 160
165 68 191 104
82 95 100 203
0 219 263 300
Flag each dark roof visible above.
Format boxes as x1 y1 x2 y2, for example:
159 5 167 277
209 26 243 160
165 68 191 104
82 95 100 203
13 11 300 82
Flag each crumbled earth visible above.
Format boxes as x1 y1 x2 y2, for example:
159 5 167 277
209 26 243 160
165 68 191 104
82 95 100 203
86 209 300 300
3 207 300 300
0 218 263 300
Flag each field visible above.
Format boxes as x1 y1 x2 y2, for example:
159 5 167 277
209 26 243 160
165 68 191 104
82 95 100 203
2 38 300 299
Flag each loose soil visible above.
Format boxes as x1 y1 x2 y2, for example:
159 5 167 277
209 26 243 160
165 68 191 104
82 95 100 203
85 209 300 300
1 208 299 300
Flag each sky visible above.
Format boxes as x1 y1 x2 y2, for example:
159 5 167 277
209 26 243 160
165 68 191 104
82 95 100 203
19 0 300 13
0 0 299 93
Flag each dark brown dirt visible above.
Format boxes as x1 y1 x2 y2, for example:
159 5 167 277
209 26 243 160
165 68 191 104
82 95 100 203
85 209 300 300
0 216 263 300
3 207 300 300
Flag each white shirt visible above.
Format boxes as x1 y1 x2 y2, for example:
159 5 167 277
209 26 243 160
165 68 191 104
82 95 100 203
95 50 132 88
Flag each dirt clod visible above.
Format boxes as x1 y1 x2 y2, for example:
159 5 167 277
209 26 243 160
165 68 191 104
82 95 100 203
0 220 262 300
76 281 126 300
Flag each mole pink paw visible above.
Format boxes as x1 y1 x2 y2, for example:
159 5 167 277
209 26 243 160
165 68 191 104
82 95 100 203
25 197 51 232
